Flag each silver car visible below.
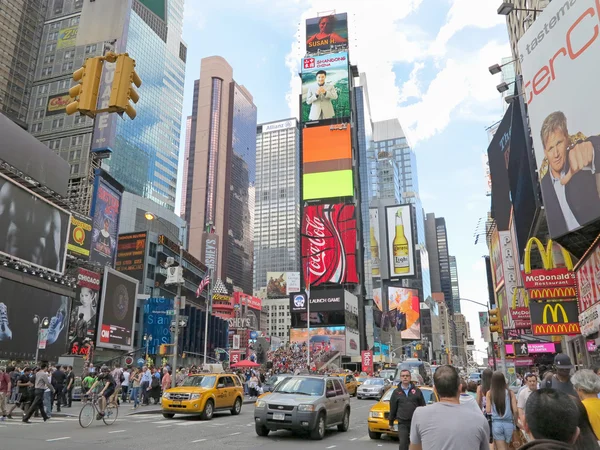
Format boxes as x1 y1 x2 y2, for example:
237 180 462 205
357 378 388 399
254 375 351 440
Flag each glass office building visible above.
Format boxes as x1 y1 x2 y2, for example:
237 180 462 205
253 119 300 292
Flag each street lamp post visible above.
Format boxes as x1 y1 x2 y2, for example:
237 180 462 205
33 315 49 365
459 297 498 371
143 333 152 360
145 212 186 388
202 267 212 367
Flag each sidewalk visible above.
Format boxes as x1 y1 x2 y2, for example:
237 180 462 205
6 396 259 418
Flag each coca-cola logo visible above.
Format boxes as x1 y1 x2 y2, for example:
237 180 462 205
302 204 358 286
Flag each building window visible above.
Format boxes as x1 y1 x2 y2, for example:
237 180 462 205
31 123 42 132
35 97 44 107
74 115 85 125
69 149 81 161
39 84 49 94
63 61 73 71
48 139 60 150
52 118 64 129
64 50 75 59
33 110 44 120
71 135 83 146
147 264 156 279
44 55 55 64
85 44 97 54
149 242 157 258
48 31 59 41
70 16 80 26
70 163 79 175
46 43 56 53
58 79 70 90
41 67 53 77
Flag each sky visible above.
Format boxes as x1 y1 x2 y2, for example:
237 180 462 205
177 0 512 361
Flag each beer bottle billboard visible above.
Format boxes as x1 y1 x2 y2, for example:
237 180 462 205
386 205 414 277
369 208 380 277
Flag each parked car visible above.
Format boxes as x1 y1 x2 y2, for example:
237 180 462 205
254 375 351 440
357 378 389 400
332 373 358 396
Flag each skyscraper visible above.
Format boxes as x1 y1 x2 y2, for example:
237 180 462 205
0 0 47 129
180 115 192 218
185 56 257 294
26 0 186 214
253 119 300 293
449 255 461 313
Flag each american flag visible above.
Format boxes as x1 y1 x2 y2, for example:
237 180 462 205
196 273 210 298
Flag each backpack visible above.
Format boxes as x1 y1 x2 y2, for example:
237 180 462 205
119 371 125 383
151 375 160 389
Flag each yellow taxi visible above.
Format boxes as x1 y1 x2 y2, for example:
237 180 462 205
333 373 358 397
367 386 437 439
161 373 244 420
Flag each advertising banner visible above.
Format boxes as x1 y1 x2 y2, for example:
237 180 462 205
369 208 381 278
289 326 346 353
57 26 78 49
490 228 503 288
289 288 344 314
387 287 420 339
115 232 147 284
529 300 581 336
232 292 262 331
345 291 359 356
519 0 600 239
0 173 70 275
301 52 350 123
302 125 353 200
522 238 576 299
576 240 600 312
68 268 101 354
499 230 517 330
142 297 173 356
46 93 70 116
361 350 373 375
479 311 491 343
486 103 513 231
505 342 556 354
373 288 383 329
96 267 139 351
0 276 70 361
67 212 93 259
287 272 301 294
202 233 219 274
306 13 348 54
302 204 358 285
579 301 600 337
267 272 287 298
230 350 241 365
385 205 415 278
510 307 532 329
90 175 122 268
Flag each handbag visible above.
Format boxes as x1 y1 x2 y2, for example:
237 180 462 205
511 428 526 448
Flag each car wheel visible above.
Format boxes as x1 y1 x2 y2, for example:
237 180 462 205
162 413 175 419
255 423 269 437
337 408 350 432
200 399 214 420
369 430 382 440
231 397 242 415
310 412 326 440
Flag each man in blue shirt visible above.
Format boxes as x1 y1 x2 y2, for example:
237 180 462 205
140 366 152 406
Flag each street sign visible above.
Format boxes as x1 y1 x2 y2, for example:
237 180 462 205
125 356 134 365
180 296 186 310
250 331 258 340
515 342 529 357
467 345 476 351
137 358 145 365
166 310 175 316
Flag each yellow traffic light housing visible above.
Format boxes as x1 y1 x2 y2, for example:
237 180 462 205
489 308 503 333
159 344 167 355
66 56 103 117
108 53 142 120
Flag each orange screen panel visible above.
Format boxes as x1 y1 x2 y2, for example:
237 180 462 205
303 125 351 163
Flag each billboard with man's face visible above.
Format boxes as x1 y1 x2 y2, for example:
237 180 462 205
519 0 600 239
306 13 348 54
0 172 70 275
301 52 350 124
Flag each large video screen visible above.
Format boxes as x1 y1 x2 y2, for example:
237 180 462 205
96 267 139 351
301 52 350 123
305 13 348 54
68 268 101 354
291 310 346 328
0 276 70 361
90 176 122 268
0 173 70 275
385 204 416 278
387 287 421 340
290 326 346 354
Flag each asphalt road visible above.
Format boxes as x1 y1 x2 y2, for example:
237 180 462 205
0 397 400 450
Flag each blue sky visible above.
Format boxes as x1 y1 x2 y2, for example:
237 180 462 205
177 0 512 358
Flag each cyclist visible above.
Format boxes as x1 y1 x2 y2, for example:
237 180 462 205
89 366 116 420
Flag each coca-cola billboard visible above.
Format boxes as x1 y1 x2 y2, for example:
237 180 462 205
302 204 358 286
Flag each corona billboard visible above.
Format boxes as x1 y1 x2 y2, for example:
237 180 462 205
529 300 580 336
522 238 576 300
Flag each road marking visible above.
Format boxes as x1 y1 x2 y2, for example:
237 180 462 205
157 424 172 428
108 430 127 434
192 439 207 443
46 437 71 442
349 438 357 441
326 446 336 449
229 432 241 436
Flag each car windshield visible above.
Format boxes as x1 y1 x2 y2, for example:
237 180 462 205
274 377 324 396
267 375 289 385
182 375 216 388
357 377 368 382
363 378 384 386
422 389 434 403
381 388 394 402
380 370 395 380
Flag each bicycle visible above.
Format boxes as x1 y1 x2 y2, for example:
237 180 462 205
78 393 119 428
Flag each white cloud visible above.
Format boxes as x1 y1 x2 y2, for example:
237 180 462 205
183 3 207 30
285 0 510 145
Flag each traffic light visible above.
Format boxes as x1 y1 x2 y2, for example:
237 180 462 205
108 53 142 120
182 352 186 359
489 308 503 333
159 344 167 355
66 56 103 117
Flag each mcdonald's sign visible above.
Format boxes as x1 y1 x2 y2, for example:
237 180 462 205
529 300 580 336
522 238 576 299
